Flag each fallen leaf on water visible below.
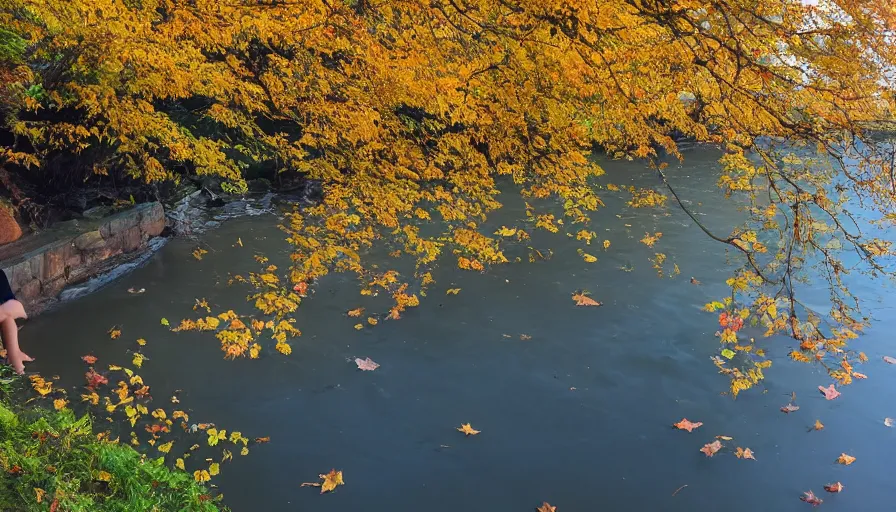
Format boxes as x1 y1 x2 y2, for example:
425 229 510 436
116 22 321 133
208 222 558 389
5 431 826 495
53 399 67 410
175 459 185 471
536 503 557 512
446 288 461 295
580 252 598 263
255 437 270 444
85 369 108 389
883 356 896 364
137 338 146 346
367 317 378 326
818 384 840 400
824 482 844 493
672 419 703 432
690 277 701 285
158 441 173 454
457 423 480 436
814 420 824 431
520 334 532 340
194 470 210 483
240 446 249 456
209 463 220 476
81 355 98 365
885 417 895 427
347 307 364 317
127 287 145 294
852 371 867 379
132 353 145 368
801 490 823 506
735 447 755 460
716 435 733 441
235 237 243 247
109 327 121 339
293 282 308 295
781 403 800 413
353 323 363 330
192 248 208 260
700 440 722 457
354 357 380 371
160 318 170 327
572 292 602 307
836 453 856 465
301 469 344 494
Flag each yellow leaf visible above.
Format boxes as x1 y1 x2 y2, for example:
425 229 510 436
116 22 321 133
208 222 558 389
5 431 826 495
837 453 856 465
347 307 364 317
97 471 112 482
275 341 292 355
240 446 249 456
581 252 597 263
446 288 461 295
814 419 824 430
175 458 185 471
194 469 210 483
53 398 67 410
456 423 480 436
158 441 173 454
367 317 378 326
34 488 45 504
354 323 363 330
132 353 145 368
109 328 121 339
209 463 220 476
160 318 170 327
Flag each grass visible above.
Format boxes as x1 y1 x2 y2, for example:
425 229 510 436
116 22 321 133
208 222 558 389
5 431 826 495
0 368 225 512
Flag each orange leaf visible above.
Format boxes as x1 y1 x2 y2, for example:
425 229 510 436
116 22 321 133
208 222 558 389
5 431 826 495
734 447 755 460
813 420 824 431
81 355 97 364
700 440 722 457
836 453 856 465
347 307 364 317
536 503 557 512
571 293 602 307
672 418 703 432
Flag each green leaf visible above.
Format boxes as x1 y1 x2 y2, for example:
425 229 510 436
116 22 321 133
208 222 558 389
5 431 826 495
721 349 735 360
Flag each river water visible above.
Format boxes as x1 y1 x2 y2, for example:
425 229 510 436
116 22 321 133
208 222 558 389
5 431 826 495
20 148 896 511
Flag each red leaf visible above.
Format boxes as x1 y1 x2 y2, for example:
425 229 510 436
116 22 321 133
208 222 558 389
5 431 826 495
818 384 840 400
85 369 108 389
824 482 844 493
81 354 98 365
49 499 59 512
801 490 823 506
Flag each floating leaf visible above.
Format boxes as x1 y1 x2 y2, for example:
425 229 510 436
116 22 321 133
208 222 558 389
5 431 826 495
824 482 844 493
354 357 380 371
700 440 722 457
255 437 271 444
672 418 703 432
160 318 170 327
818 384 840 400
194 470 210 483
109 327 121 339
81 355 97 364
158 441 173 454
801 490 823 506
781 403 799 413
127 287 145 294
814 420 824 431
852 371 867 379
347 307 364 317
721 349 735 360
132 353 145 368
457 423 480 436
536 503 557 512
137 338 147 346
885 417 895 427
581 252 597 263
53 399 67 410
209 463 220 476
30 376 53 396
446 288 461 295
735 447 755 460
175 458 185 471
353 323 363 330
571 292 602 307
301 469 344 494
836 453 856 465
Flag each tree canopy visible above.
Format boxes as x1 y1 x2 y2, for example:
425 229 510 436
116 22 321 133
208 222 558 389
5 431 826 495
2 0 896 394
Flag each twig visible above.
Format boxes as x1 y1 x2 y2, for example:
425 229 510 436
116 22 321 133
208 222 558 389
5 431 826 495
672 484 689 497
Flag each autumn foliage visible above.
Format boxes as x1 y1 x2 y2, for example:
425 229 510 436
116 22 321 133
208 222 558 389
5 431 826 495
3 1 896 393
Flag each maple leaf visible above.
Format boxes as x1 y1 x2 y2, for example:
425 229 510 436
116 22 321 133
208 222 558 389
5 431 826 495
700 440 722 457
734 447 755 460
801 490 823 506
109 327 121 339
347 307 364 317
814 420 824 431
572 292 602 307
781 403 800 413
29 376 53 396
354 357 380 371
457 423 480 436
81 354 97 364
836 453 856 465
301 469 344 494
672 418 703 432
536 503 557 512
818 384 840 400
824 482 844 493
85 369 108 389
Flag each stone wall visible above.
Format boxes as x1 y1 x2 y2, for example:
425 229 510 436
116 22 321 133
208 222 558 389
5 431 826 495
0 202 165 311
